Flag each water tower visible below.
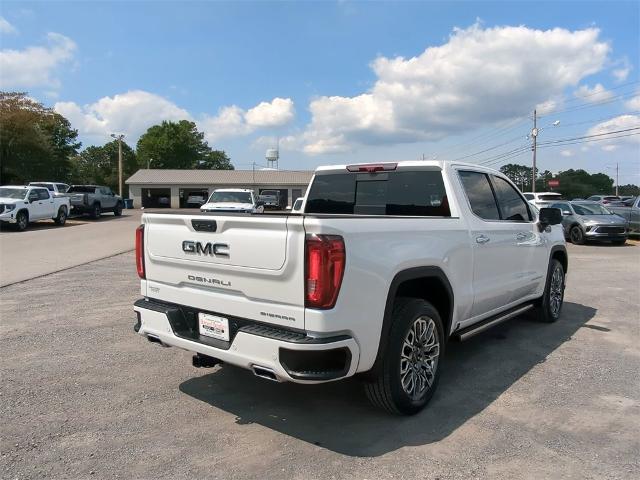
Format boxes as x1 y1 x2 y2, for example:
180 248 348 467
265 140 279 170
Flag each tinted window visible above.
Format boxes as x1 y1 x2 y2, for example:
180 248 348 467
56 184 69 193
30 183 54 191
550 202 571 213
305 170 450 216
491 176 531 221
68 186 97 193
538 194 563 201
524 193 534 200
458 171 500 220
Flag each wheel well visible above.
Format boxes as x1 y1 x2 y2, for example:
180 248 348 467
552 249 568 274
17 208 28 218
395 277 452 335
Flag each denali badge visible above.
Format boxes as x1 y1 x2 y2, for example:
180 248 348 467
187 275 231 287
182 240 229 257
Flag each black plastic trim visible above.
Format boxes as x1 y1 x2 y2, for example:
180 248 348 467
279 346 352 381
368 266 454 377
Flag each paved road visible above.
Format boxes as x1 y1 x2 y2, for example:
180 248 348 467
1 244 639 479
0 210 141 287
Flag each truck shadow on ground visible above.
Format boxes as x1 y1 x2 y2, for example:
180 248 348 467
179 301 596 457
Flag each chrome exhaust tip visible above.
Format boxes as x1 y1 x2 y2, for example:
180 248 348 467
252 365 280 382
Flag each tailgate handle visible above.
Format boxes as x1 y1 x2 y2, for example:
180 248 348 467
192 220 217 232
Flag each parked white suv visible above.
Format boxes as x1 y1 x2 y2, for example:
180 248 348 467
200 189 264 213
523 191 563 207
134 161 567 415
0 185 70 231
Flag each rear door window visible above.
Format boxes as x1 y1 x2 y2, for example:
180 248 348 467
458 171 500 220
491 175 532 221
305 170 450 216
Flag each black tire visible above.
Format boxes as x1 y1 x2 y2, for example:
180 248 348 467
54 206 67 225
612 239 626 246
569 225 585 245
91 203 101 219
15 210 29 231
534 259 565 323
113 202 123 216
364 298 444 415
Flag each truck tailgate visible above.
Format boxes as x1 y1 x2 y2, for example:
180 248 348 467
142 213 306 330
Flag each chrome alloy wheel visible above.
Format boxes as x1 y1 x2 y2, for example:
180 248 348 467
400 316 440 399
549 264 564 317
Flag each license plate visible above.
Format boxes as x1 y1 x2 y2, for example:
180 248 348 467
198 313 229 341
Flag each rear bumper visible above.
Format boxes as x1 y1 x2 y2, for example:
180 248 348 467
134 298 359 383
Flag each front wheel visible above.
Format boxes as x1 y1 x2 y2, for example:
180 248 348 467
570 226 585 245
364 298 444 415
113 202 123 216
612 239 626 246
535 259 565 323
15 210 29 231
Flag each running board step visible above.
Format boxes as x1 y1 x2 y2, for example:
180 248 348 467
454 303 534 341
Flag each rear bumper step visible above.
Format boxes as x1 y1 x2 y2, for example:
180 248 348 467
133 298 359 384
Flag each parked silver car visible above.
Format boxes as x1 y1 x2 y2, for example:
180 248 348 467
549 200 628 245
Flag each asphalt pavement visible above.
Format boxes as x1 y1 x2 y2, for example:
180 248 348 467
0 210 141 287
1 240 639 479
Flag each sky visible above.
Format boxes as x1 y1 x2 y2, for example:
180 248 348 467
1 0 639 184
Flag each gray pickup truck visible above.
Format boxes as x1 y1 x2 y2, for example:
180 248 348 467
607 197 640 233
68 185 123 219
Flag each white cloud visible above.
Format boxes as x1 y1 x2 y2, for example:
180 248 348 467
302 24 610 154
245 98 295 128
0 16 18 34
560 149 574 157
55 90 192 144
55 91 295 146
574 83 613 103
586 114 640 151
625 95 640 111
0 32 76 89
200 97 295 143
612 58 631 82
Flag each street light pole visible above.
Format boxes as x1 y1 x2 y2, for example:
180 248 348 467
616 162 619 196
111 133 125 197
531 110 538 194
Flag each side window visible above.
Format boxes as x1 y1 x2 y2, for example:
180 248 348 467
37 189 50 200
458 171 500 220
523 193 534 200
56 184 68 193
491 176 531 221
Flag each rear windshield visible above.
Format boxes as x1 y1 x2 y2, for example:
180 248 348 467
208 191 252 204
305 170 450 216
68 186 96 193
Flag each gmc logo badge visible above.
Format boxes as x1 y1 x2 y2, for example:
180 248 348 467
182 241 230 257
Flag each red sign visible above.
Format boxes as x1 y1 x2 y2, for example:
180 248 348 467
548 179 560 187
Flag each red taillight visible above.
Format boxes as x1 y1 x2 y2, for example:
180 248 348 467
305 234 346 309
135 225 145 279
346 163 397 173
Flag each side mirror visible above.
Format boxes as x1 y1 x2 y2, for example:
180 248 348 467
255 200 265 207
28 195 38 203
538 207 562 231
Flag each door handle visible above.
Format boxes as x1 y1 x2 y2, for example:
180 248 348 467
516 232 528 241
476 235 490 244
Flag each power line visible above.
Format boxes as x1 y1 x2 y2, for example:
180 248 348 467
538 131 640 148
538 91 638 118
538 126 640 146
537 80 640 114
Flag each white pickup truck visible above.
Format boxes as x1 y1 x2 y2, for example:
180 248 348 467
0 185 70 231
134 161 567 415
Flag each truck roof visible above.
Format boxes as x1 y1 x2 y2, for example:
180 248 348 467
315 160 502 173
213 188 254 193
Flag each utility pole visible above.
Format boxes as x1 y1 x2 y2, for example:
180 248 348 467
616 162 619 196
111 133 125 197
531 110 538 194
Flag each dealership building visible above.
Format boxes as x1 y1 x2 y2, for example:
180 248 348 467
125 169 313 209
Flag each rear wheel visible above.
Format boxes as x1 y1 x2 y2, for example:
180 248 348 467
15 210 29 231
364 298 444 415
54 206 67 225
113 202 123 216
569 225 585 245
535 259 565 323
91 203 101 219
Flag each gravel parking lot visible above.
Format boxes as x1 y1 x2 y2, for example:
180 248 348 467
1 242 639 479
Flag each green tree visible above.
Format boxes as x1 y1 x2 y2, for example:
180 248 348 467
618 184 640 196
70 140 138 192
500 163 532 190
0 92 81 184
136 120 233 170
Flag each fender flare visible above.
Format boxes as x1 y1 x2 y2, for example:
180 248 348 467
367 266 454 376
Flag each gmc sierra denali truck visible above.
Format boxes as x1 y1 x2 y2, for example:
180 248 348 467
134 161 567 415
